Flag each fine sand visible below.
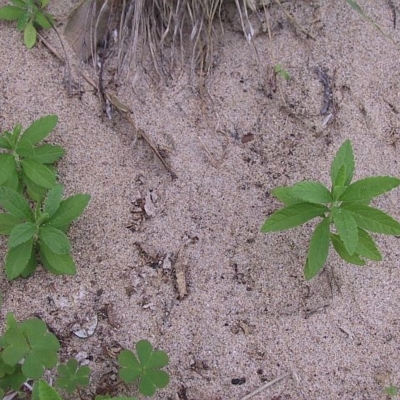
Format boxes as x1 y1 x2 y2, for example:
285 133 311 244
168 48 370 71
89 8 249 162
1 1 400 399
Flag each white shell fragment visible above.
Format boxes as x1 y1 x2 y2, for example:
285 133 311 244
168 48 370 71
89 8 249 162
72 314 98 338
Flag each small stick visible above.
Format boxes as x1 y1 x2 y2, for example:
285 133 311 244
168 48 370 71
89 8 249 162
197 136 218 167
240 372 291 400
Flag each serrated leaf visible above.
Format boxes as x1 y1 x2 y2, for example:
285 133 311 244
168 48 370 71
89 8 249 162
5 239 33 280
39 242 77 275
23 171 48 202
20 318 60 379
44 184 63 217
331 140 354 187
356 228 382 261
56 359 90 393
24 21 37 48
304 217 330 280
0 5 25 20
0 186 33 220
332 207 358 255
331 233 365 265
21 158 56 189
47 194 90 229
3 169 20 192
341 204 400 235
32 380 62 400
0 154 16 185
289 181 332 204
271 186 303 205
260 203 328 232
0 213 22 235
20 115 58 145
39 226 71 254
9 222 36 248
31 144 65 164
339 176 400 202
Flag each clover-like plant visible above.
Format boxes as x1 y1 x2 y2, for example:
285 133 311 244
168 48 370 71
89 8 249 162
261 140 400 280
0 313 60 398
0 184 90 280
0 314 168 399
0 0 54 48
118 340 170 397
0 115 64 201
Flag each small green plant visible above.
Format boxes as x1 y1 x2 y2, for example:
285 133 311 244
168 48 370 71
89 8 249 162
0 313 169 399
385 384 399 397
274 64 290 81
119 340 170 397
0 115 64 201
0 0 54 48
261 139 400 280
0 184 90 280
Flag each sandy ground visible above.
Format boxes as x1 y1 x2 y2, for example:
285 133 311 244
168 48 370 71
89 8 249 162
1 1 400 399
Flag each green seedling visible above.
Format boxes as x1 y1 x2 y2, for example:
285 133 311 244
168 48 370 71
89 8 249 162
0 0 54 48
0 313 168 399
0 184 90 280
261 139 400 280
385 384 399 397
0 115 64 201
119 340 170 397
274 64 290 81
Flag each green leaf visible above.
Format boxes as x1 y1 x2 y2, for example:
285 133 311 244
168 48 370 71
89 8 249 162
17 11 29 31
35 11 53 29
39 242 77 275
32 380 62 400
19 318 60 379
15 139 35 157
0 134 12 149
31 144 65 164
271 186 303 205
0 213 22 235
260 203 328 232
2 313 29 366
331 233 365 265
39 226 71 254
21 158 56 189
10 0 27 7
289 181 332 204
44 184 63 217
332 206 358 255
23 172 48 202
56 359 90 393
339 176 400 202
304 217 331 280
341 204 400 235
2 169 20 192
24 21 37 48
0 186 33 220
0 5 25 20
9 222 36 248
332 185 347 202
21 247 38 278
118 340 170 397
47 194 91 229
5 239 33 280
20 115 58 146
331 140 354 187
356 228 382 261
0 154 16 185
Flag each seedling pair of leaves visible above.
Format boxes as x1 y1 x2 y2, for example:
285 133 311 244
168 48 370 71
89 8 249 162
0 0 54 48
261 140 400 280
0 115 64 202
0 183 90 280
0 313 169 399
